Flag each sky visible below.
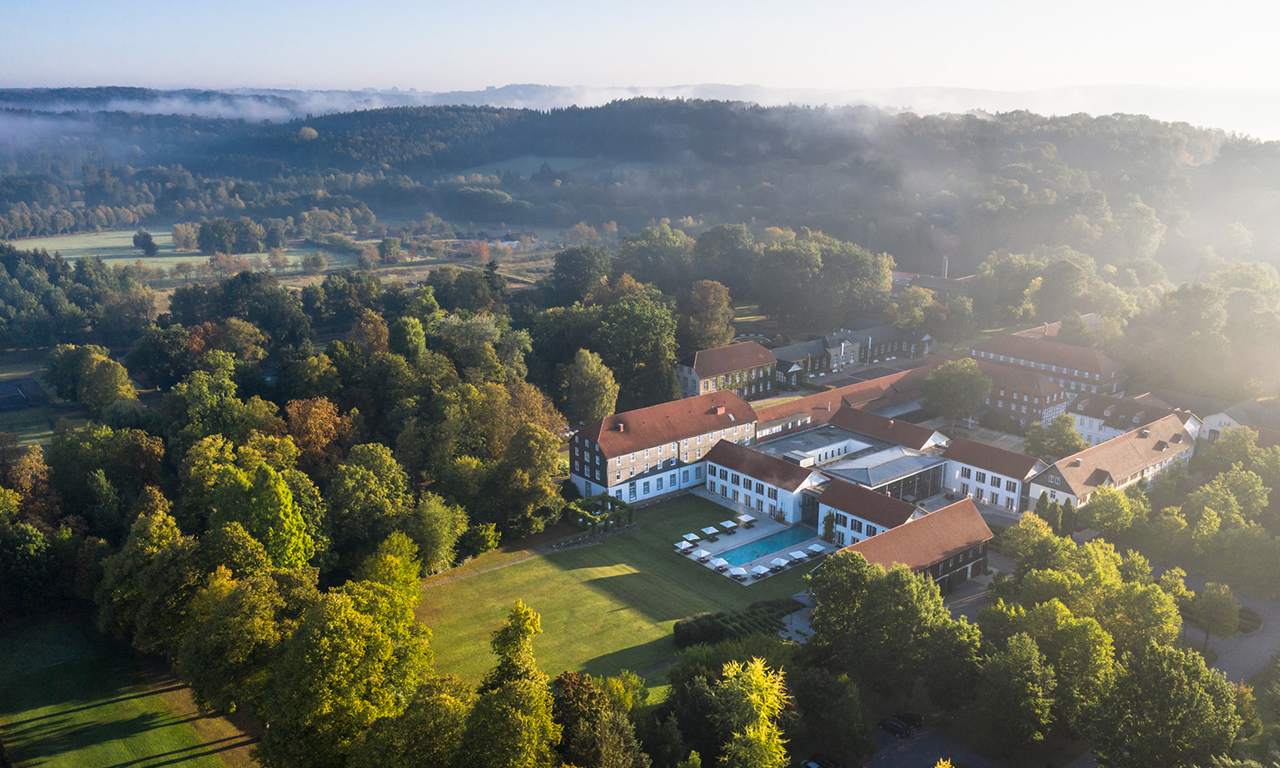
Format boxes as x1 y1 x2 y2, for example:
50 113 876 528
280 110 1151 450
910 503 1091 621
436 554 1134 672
2 0 1275 93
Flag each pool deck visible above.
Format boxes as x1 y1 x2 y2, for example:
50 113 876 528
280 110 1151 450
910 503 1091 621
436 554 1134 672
677 491 831 583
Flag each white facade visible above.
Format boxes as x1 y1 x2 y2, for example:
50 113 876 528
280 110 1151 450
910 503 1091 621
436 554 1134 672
818 501 924 548
702 461 822 524
943 460 1037 513
1071 412 1203 447
1027 450 1191 509
574 459 710 504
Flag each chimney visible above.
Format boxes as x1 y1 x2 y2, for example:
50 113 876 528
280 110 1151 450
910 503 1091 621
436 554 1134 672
1071 458 1082 466
616 423 626 432
888 419 895 426
1140 429 1150 438
714 405 726 415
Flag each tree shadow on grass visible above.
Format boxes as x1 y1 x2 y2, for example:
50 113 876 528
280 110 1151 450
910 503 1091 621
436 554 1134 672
3 709 206 764
581 634 680 681
577 571 705 623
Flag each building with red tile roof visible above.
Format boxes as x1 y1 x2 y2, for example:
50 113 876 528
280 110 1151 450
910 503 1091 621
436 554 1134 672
677 341 777 401
840 498 993 593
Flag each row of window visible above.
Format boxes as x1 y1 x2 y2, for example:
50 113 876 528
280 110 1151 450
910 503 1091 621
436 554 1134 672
957 483 1018 510
957 466 1018 493
713 466 780 499
975 351 1113 380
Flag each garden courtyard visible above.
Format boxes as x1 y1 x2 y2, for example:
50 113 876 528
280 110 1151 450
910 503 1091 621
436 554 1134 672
416 495 815 684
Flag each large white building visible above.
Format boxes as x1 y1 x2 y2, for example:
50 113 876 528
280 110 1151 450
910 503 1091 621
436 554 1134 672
1027 414 1195 508
1065 393 1202 447
941 437 1048 513
817 478 926 547
703 440 825 523
568 391 757 504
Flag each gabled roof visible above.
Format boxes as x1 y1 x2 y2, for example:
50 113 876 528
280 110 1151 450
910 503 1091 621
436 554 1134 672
771 332 860 364
1033 414 1194 497
703 440 818 492
1068 393 1196 431
975 359 1063 400
817 479 921 530
841 498 993 572
827 406 945 451
755 357 949 434
973 334 1122 375
943 437 1047 480
578 391 757 458
1221 399 1280 432
679 341 775 378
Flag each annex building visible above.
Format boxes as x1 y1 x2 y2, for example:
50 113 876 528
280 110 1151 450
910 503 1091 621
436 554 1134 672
676 341 777 401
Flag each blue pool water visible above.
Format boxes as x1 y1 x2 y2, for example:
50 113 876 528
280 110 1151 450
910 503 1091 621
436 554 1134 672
719 526 817 567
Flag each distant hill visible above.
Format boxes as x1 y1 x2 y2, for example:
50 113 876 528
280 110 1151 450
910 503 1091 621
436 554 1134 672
3 83 1280 140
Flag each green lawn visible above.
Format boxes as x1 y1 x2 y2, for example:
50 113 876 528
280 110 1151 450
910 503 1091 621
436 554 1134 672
14 228 360 272
0 614 254 768
417 496 812 683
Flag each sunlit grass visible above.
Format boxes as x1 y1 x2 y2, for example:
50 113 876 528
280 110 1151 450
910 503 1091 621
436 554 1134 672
416 496 810 683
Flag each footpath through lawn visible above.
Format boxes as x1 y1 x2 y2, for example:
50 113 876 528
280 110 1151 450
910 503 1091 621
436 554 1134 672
416 495 812 683
0 612 255 768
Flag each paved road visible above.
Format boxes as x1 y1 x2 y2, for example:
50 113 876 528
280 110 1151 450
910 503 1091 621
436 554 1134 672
869 726 1011 768
1152 566 1280 683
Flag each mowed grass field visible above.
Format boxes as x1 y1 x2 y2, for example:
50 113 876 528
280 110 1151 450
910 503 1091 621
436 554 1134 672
13 228 359 272
0 354 88 446
0 613 255 768
416 496 812 683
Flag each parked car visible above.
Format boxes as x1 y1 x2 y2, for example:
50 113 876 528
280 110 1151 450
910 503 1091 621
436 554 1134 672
893 711 924 728
878 718 911 738
799 756 844 768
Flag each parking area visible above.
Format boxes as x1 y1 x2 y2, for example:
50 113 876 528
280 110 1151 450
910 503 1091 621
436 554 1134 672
869 726 1011 768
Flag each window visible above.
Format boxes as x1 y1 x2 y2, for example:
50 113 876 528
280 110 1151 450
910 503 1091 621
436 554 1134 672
767 488 778 500
629 483 637 501
755 482 764 494
866 525 877 536
756 499 764 511
656 477 663 491
1049 490 1057 500
574 446 580 456
616 471 621 481
630 452 636 462
682 470 689 482
629 467 635 477
731 473 740 486
975 471 987 483
644 463 649 473
976 488 985 501
961 482 969 495
695 466 703 479
835 513 849 527
1006 480 1017 492
732 489 739 502
960 467 972 479
720 483 727 496
1005 496 1015 510
642 481 650 494
850 519 863 533
990 475 1000 488
744 494 752 507
990 493 999 506
720 468 728 480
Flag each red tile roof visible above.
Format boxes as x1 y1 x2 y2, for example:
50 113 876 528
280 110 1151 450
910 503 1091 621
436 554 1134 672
703 440 818 492
578 391 757 458
975 359 1064 401
817 479 921 530
840 498 993 572
1067 393 1194 431
754 356 950 433
827 407 944 451
942 437 1046 480
680 341 776 378
973 334 1122 376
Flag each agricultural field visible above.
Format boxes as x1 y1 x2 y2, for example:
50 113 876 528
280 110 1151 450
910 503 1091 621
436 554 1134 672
11 228 361 273
0 613 255 768
416 495 811 684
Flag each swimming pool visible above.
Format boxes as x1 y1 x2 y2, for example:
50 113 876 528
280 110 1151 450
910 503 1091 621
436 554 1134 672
719 526 818 567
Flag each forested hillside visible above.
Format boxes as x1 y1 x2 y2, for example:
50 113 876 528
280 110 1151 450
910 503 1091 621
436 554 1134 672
5 99 1280 279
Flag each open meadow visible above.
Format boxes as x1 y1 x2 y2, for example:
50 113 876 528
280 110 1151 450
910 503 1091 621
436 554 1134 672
0 354 87 446
12 229 361 273
416 495 811 684
0 613 255 768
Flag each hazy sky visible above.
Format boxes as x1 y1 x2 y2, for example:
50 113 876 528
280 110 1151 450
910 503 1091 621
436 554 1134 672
2 0 1274 92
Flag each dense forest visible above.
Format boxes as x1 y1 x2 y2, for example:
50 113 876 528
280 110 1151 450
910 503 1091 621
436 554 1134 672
5 97 1280 280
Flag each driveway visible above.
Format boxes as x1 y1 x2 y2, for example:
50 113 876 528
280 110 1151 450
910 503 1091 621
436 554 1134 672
869 726 1011 768
1152 566 1280 683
